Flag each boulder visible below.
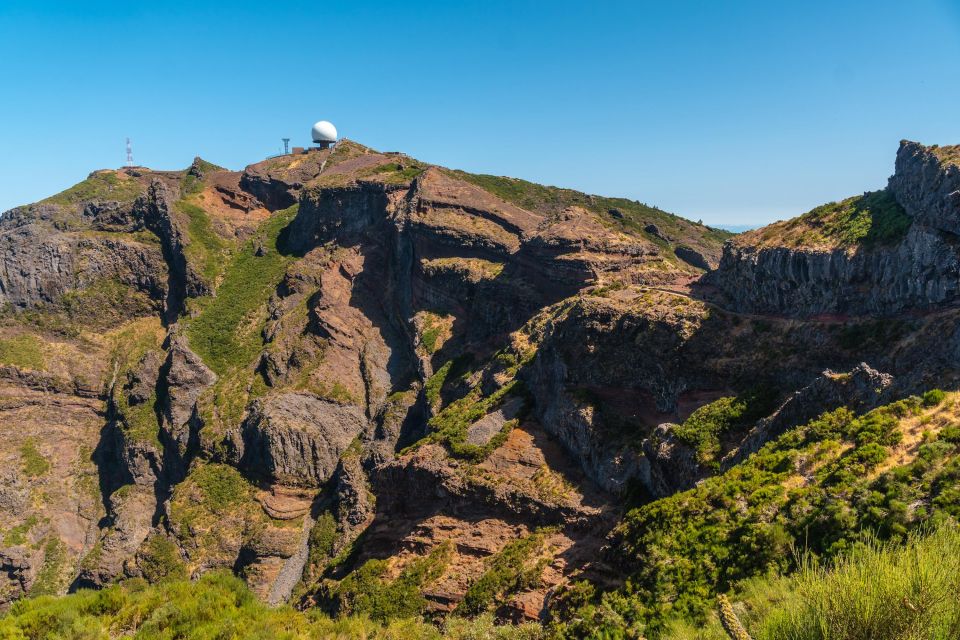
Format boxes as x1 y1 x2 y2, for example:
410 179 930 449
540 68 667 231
239 393 366 487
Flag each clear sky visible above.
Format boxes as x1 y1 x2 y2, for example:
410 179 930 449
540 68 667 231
2 1 959 227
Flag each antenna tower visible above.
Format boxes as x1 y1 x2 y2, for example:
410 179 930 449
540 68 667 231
282 138 290 155
126 138 134 167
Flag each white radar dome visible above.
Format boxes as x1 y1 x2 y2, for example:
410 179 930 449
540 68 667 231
311 121 338 143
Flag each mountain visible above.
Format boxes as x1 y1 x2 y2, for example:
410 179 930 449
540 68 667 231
0 139 957 638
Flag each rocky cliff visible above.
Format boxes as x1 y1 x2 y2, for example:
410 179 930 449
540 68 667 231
708 140 960 317
0 139 958 626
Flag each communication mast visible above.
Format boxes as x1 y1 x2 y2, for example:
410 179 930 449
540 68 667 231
126 138 134 167
282 138 290 155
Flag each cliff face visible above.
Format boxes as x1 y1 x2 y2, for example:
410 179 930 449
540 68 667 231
708 140 960 317
1 139 959 622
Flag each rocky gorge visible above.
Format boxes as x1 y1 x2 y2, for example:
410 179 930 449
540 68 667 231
0 139 959 632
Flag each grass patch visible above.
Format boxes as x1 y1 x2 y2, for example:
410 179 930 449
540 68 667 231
3 515 39 547
0 334 44 370
185 205 298 376
114 389 161 449
20 438 50 477
360 161 428 184
42 171 144 207
107 317 166 374
417 311 451 356
29 537 67 596
175 200 231 286
420 257 505 282
310 380 359 405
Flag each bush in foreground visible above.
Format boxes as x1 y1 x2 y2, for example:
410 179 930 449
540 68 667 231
0 570 544 640
668 523 960 640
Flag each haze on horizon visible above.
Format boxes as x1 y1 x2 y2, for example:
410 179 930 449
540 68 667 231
1 0 959 228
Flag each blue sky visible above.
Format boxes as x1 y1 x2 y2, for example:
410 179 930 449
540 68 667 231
1 1 959 227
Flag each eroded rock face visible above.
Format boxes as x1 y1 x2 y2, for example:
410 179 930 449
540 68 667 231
710 225 960 316
239 393 366 487
889 140 960 235
74 486 156 589
160 336 216 459
0 218 167 311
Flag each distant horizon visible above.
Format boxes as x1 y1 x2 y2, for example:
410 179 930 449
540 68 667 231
1 0 958 226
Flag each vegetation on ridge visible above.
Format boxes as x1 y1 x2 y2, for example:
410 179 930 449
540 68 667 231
42 170 145 207
749 189 912 249
448 169 731 256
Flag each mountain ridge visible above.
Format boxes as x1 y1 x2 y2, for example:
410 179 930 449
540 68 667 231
0 137 958 638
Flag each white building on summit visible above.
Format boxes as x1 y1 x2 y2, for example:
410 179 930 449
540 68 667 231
311 121 338 148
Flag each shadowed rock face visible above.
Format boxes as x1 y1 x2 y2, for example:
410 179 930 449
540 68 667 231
708 140 960 317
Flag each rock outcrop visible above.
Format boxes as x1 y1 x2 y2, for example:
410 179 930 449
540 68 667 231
708 140 960 317
728 362 895 465
159 336 216 461
888 140 960 235
239 393 366 487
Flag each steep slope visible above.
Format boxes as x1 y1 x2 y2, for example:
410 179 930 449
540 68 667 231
0 138 959 639
0 141 732 614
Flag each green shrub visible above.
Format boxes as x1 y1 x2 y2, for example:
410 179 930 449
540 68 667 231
672 389 778 468
570 396 946 633
0 334 44 370
332 542 452 622
457 530 551 616
191 464 251 511
138 535 187 583
0 568 545 638
425 360 454 407
787 189 912 248
922 389 946 407
939 424 960 444
304 511 338 584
